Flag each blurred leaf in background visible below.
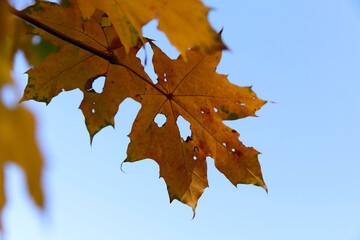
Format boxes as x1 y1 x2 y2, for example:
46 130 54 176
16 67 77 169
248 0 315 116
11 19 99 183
0 0 56 229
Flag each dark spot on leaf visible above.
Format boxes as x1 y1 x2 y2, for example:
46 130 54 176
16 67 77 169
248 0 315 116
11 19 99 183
146 123 152 133
171 194 181 201
104 119 111 126
81 16 89 22
61 0 71 7
220 105 229 114
227 112 238 120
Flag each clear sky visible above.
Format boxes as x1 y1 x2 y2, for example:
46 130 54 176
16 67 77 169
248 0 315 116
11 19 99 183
2 0 360 239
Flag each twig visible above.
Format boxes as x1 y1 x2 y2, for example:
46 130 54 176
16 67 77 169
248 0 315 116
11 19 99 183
10 6 168 97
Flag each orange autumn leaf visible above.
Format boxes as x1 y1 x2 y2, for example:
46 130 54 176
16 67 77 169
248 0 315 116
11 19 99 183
124 44 267 211
18 0 267 213
75 0 226 55
20 1 148 139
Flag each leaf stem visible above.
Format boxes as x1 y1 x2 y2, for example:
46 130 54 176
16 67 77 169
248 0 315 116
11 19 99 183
10 6 168 97
10 6 115 63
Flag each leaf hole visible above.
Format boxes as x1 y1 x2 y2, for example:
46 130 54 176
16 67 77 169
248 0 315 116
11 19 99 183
92 109 95 113
232 148 236 152
92 76 105 93
241 103 245 106
32 35 41 45
164 73 167 82
213 107 218 112
222 142 227 147
176 115 191 141
252 97 256 100
154 113 167 127
136 42 158 84
201 110 205 114
193 156 197 160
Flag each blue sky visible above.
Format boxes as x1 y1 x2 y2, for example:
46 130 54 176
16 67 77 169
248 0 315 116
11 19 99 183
2 0 360 239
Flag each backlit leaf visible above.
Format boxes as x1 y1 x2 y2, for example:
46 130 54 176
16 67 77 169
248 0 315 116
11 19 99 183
19 0 267 213
75 0 227 55
125 44 267 210
21 1 148 140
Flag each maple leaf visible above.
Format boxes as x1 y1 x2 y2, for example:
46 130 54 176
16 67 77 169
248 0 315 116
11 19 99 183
20 1 149 139
0 103 43 229
125 43 267 211
17 0 267 212
75 0 227 55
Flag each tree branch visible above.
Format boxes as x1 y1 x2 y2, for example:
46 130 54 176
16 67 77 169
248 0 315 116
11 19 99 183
10 6 169 97
10 6 116 63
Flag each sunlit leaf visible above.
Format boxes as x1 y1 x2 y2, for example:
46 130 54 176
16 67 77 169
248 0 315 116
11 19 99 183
76 0 227 55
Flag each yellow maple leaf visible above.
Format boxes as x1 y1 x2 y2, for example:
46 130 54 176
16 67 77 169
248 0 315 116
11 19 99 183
0 103 43 229
75 0 227 55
